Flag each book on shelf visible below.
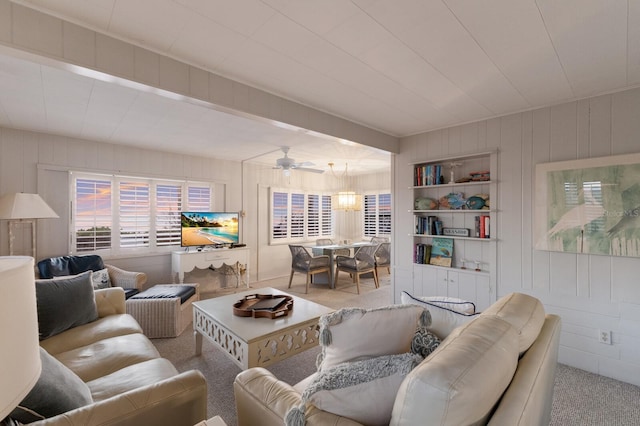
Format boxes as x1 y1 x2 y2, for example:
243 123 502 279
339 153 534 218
414 243 432 264
434 220 443 235
415 215 440 235
483 216 490 238
475 215 491 238
429 237 453 267
414 164 443 186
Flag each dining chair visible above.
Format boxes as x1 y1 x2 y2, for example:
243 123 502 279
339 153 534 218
288 245 331 294
316 238 350 256
374 242 391 275
370 236 389 243
334 244 379 294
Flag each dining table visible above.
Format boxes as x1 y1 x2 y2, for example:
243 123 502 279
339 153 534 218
307 241 378 289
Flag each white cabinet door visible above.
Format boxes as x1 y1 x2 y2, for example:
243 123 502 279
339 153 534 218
413 265 492 311
419 266 438 296
457 271 492 311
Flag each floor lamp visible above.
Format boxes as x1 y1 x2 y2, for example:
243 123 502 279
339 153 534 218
0 193 59 259
0 256 42 419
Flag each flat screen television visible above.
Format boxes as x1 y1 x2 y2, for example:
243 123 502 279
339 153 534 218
181 212 240 247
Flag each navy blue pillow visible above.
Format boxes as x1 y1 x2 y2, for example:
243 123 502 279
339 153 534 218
10 348 92 423
37 255 104 279
35 271 98 340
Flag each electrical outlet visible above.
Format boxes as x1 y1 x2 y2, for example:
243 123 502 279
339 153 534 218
598 330 612 345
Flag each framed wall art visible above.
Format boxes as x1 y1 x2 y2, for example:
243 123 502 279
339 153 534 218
534 152 640 257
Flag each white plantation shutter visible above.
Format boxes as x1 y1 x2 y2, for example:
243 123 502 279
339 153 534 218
119 181 150 247
364 194 377 237
307 194 320 237
321 195 333 236
74 178 112 252
272 191 288 239
379 193 392 235
156 184 182 246
291 193 305 238
363 192 392 238
187 186 211 211
270 189 334 243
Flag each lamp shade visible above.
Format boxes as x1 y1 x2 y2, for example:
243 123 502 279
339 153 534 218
0 193 59 219
0 256 41 419
332 191 362 211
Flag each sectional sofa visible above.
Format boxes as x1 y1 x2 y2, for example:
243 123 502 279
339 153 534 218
8 273 207 426
234 292 561 425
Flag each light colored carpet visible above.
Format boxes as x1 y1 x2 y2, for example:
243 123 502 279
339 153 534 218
153 273 391 426
551 363 640 425
153 273 640 425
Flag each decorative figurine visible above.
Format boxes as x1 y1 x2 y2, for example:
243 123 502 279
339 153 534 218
448 162 463 184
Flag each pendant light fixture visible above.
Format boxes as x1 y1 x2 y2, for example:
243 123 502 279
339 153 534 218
329 163 362 211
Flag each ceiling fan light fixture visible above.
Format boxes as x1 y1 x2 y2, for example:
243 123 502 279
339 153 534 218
275 146 324 175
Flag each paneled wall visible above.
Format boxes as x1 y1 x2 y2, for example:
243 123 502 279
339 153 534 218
395 88 640 386
0 126 240 284
0 126 389 286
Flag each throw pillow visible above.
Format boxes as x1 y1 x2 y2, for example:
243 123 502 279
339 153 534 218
316 304 430 370
36 271 99 340
400 291 479 340
10 347 93 423
421 296 476 314
286 353 423 426
411 326 441 358
91 268 111 290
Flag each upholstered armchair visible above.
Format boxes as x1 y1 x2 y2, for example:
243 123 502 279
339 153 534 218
37 255 147 298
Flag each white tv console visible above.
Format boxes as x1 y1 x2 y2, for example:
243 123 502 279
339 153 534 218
171 247 249 287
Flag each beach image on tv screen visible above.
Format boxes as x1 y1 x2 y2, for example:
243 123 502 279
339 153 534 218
181 212 239 246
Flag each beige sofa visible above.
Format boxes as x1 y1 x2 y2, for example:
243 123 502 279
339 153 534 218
234 292 561 426
31 287 207 426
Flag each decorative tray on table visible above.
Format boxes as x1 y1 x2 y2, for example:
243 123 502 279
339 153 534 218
232 293 294 319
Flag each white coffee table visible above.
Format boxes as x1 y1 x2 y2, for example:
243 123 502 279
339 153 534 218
193 288 333 370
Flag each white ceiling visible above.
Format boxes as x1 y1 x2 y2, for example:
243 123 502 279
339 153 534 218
3 0 639 173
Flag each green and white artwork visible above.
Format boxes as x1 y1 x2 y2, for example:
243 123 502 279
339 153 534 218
535 153 640 257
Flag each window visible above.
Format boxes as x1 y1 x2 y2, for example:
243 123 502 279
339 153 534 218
119 180 150 248
75 178 112 252
321 195 333 236
156 184 182 246
72 172 212 254
270 188 333 243
307 194 320 237
363 192 392 238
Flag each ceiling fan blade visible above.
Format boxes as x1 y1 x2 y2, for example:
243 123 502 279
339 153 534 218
294 167 325 174
292 161 314 168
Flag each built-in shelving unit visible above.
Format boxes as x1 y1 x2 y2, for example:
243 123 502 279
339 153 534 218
409 150 498 310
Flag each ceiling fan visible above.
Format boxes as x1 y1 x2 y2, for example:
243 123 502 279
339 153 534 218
273 147 324 175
